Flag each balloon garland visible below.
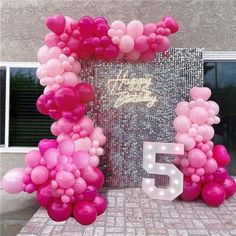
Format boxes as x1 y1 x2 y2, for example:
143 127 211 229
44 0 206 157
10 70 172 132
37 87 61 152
174 87 236 206
1 15 179 225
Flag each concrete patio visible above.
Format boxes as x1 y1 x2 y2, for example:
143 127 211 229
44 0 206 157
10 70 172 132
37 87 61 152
16 188 236 236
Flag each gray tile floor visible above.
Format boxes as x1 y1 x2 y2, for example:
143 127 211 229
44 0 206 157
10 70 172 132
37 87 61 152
17 188 236 236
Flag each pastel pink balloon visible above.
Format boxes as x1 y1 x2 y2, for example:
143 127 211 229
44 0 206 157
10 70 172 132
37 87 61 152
202 125 214 141
58 118 73 133
2 168 25 194
73 177 87 193
59 139 75 156
126 20 144 39
44 32 60 47
188 148 207 168
89 127 106 146
44 148 60 168
207 101 220 115
73 150 89 169
63 72 78 87
72 61 81 74
25 150 41 168
135 35 149 52
189 106 208 124
48 47 62 59
31 166 49 185
78 116 94 136
110 20 126 32
37 46 50 64
190 87 211 101
175 133 196 151
125 49 141 60
143 23 156 36
173 115 192 133
89 155 100 167
204 158 218 175
119 35 135 53
46 58 63 77
56 170 75 188
75 137 92 151
175 101 190 116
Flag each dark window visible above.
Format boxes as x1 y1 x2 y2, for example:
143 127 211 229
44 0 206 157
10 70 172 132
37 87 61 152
0 67 6 145
204 61 236 176
9 67 53 146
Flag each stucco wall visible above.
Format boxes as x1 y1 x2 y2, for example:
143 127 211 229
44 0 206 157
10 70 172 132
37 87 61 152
1 0 236 62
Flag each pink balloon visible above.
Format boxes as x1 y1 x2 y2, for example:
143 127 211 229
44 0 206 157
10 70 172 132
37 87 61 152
58 118 73 133
73 202 97 225
44 148 60 168
175 101 190 116
73 177 87 193
46 58 63 77
92 196 107 215
89 127 106 146
44 32 60 48
46 15 66 35
188 148 207 168
202 182 225 206
47 199 72 222
75 137 92 151
143 23 156 36
173 115 192 133
73 150 89 169
31 166 49 185
213 167 228 184
155 36 170 52
207 101 220 115
59 139 75 156
119 35 135 53
56 170 75 188
75 82 95 104
77 116 94 136
83 186 97 202
125 49 141 60
189 106 208 124
2 168 25 194
202 125 215 141
213 145 230 166
110 20 126 32
36 184 53 208
162 16 179 34
63 72 78 87
37 45 50 64
126 20 144 39
204 158 218 175
141 50 156 61
175 133 196 151
180 178 201 201
190 87 211 101
25 150 41 168
222 176 236 199
135 35 149 52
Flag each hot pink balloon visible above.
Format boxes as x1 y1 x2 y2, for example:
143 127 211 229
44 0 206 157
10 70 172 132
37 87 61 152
46 15 66 35
39 139 58 155
2 168 25 194
92 195 107 215
36 184 53 208
222 176 236 199
135 35 149 52
212 145 230 166
213 167 228 184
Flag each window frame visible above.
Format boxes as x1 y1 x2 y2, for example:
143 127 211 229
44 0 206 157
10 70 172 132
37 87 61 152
1 51 236 153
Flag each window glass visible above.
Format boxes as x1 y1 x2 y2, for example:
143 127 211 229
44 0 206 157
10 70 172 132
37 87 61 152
204 61 236 176
0 67 6 145
9 67 53 146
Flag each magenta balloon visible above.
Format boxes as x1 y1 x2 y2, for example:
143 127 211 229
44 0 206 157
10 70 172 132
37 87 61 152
162 16 179 34
222 176 236 199
46 15 66 35
47 199 72 222
92 196 107 216
180 178 201 201
86 168 104 189
202 182 225 206
83 186 97 202
2 168 25 194
135 35 149 53
213 167 228 184
73 202 97 225
75 82 95 104
103 44 119 60
78 16 96 37
39 139 58 155
36 185 53 208
54 87 78 110
213 145 230 166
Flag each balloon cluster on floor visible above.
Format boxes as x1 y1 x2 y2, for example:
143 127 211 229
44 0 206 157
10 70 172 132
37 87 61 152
174 87 236 206
2 14 178 225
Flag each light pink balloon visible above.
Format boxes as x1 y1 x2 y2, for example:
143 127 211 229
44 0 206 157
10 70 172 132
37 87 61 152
126 49 141 60
175 133 196 151
110 20 126 32
175 101 190 116
78 116 94 136
75 137 92 151
2 168 25 194
81 166 97 183
37 45 50 64
204 158 218 174
73 177 87 193
89 127 106 146
44 32 60 47
89 155 100 167
173 115 192 133
48 47 62 59
58 118 73 134
56 170 75 188
63 72 79 87
190 87 211 101
25 150 41 168
143 23 156 36
73 150 89 169
31 166 49 185
119 35 135 53
207 101 220 115
202 125 215 141
189 106 208 124
46 58 64 77
44 148 60 168
72 61 82 74
188 148 207 168
126 20 144 39
59 139 75 156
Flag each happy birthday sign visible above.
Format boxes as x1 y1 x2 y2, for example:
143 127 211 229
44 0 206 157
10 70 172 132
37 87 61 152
107 69 159 108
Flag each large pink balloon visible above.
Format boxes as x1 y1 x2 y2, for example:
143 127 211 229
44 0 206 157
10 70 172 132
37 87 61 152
36 184 53 208
39 139 58 155
44 148 59 168
126 20 144 39
222 177 236 199
212 145 230 166
92 196 107 215
175 133 196 151
31 166 49 185
119 35 135 53
173 115 192 133
55 170 75 188
188 148 207 168
73 177 87 193
202 182 225 206
180 178 201 201
73 150 89 169
25 150 41 168
2 168 25 194
189 106 208 124
59 139 75 156
175 101 190 116
190 87 211 101
73 202 97 225
204 158 218 175
47 199 72 222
